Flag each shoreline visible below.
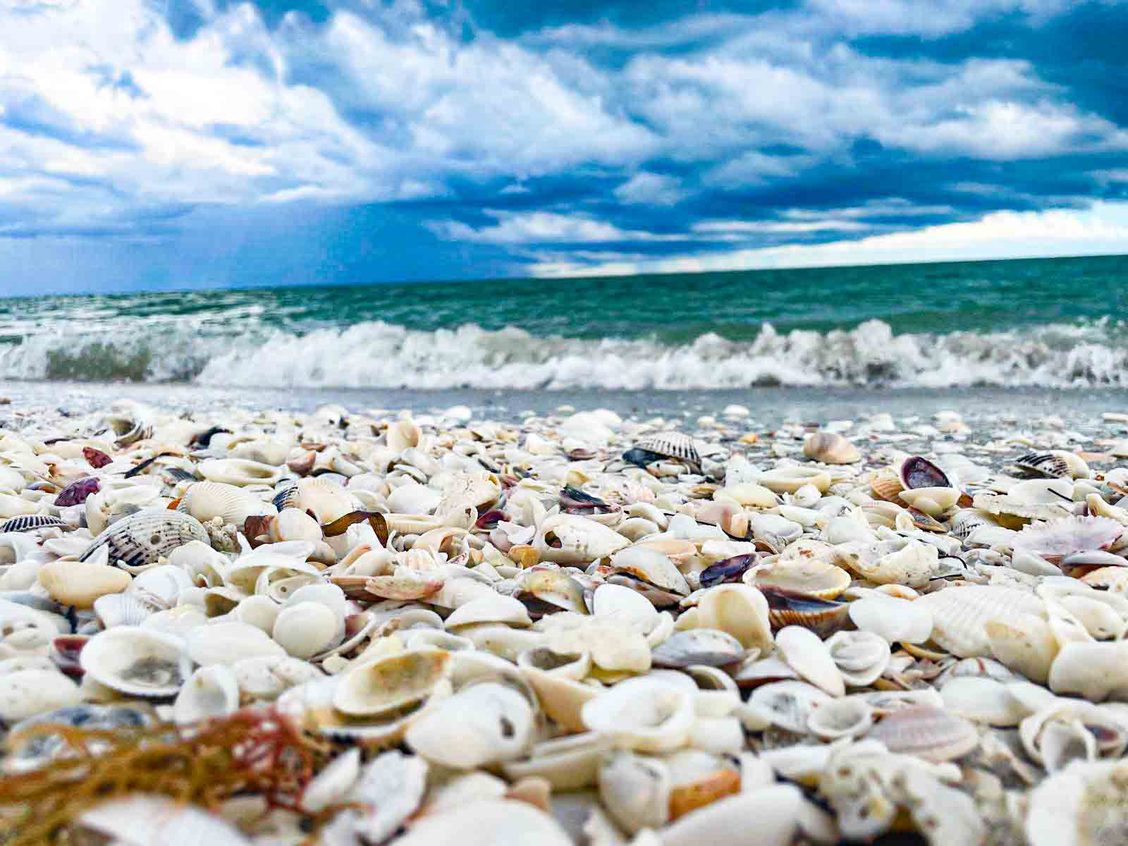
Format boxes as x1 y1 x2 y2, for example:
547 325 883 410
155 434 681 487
0 397 1126 842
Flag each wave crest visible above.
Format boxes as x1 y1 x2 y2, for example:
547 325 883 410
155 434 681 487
1 319 1125 389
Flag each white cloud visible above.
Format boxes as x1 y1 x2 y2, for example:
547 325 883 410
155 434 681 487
613 172 686 206
531 202 1128 276
430 211 683 245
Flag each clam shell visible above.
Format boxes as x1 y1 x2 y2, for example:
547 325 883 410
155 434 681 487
1047 640 1128 701
80 627 191 698
747 680 830 734
753 559 850 600
695 584 773 651
391 799 570 846
826 630 890 687
0 669 81 722
900 455 951 489
186 621 286 666
597 750 670 833
652 629 744 668
847 594 933 644
37 560 131 609
807 695 874 740
272 601 344 659
178 481 274 525
333 647 452 718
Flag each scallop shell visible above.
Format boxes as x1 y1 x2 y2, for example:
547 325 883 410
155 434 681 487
625 432 701 470
80 627 191 698
178 481 275 526
0 514 68 533
865 705 978 761
80 509 210 571
916 585 1046 657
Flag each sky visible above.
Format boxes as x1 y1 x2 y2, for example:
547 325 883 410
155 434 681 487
0 0 1126 295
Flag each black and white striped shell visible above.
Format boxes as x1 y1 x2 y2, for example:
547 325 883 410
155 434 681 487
1011 452 1070 479
79 509 210 570
0 514 68 533
625 432 700 469
105 414 153 447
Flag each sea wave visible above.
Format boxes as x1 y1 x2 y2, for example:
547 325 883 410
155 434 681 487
0 318 1125 389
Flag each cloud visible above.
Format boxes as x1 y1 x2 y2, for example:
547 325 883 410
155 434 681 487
0 0 1124 291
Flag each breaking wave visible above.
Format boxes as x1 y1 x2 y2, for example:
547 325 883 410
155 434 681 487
1 318 1126 390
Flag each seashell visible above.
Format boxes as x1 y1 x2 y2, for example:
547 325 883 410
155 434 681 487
333 648 452 718
973 478 1074 525
699 553 757 588
803 432 860 465
232 654 323 701
534 513 631 567
596 750 671 833
405 681 533 768
0 514 67 533
917 584 1045 657
652 629 744 668
847 594 933 644
513 568 587 617
80 509 210 572
37 560 131 608
807 696 874 740
758 467 831 495
604 544 690 599
591 582 660 634
695 583 773 651
950 507 998 541
834 537 940 587
939 676 1029 726
897 486 960 518
775 625 845 696
178 481 274 526
0 669 81 722
503 733 612 791
445 593 532 629
277 477 357 524
1012 450 1089 480
747 680 830 734
982 612 1059 684
826 630 890 687
1012 515 1123 563
93 591 157 627
753 558 850 600
900 455 952 490
865 705 978 761
386 482 441 515
623 432 701 471
661 785 802 846
581 676 695 752
80 627 191 697
198 458 282 487
762 589 850 637
1048 640 1128 701
347 749 431 843
272 601 344 659
869 470 905 503
386 417 423 453
186 621 285 666
1019 700 1128 772
1025 759 1128 846
54 477 100 508
392 799 571 846
77 795 248 845
173 664 240 725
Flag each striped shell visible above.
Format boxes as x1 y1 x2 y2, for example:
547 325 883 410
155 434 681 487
1011 452 1071 479
916 585 1045 657
0 514 67 533
80 509 210 570
630 433 700 469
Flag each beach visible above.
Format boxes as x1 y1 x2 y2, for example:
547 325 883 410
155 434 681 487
0 390 1127 842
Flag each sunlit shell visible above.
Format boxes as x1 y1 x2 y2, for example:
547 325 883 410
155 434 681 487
178 481 274 526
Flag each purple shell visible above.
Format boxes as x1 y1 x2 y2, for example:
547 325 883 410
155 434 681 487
55 477 100 507
899 456 951 490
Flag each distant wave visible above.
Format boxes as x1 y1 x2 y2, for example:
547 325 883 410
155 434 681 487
1 319 1126 389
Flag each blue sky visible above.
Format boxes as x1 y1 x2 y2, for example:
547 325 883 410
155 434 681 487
0 0 1126 295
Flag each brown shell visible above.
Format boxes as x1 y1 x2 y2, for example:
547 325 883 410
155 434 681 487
870 471 905 503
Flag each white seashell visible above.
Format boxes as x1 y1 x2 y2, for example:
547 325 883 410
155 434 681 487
916 585 1045 657
272 601 343 659
652 629 744 669
445 593 532 629
660 784 803 846
349 749 430 842
747 680 831 734
1048 640 1128 701
695 583 773 651
804 432 860 465
186 621 285 666
1026 760 1128 846
233 594 280 634
984 612 1059 684
198 458 283 486
386 482 441 515
825 630 890 687
405 681 533 768
582 676 695 752
333 648 451 718
759 467 831 494
179 481 274 525
173 664 240 725
78 795 250 845
807 696 874 740
502 733 613 791
93 591 157 627
939 676 1029 726
775 626 845 697
597 750 670 833
536 514 631 564
591 582 660 634
232 654 323 701
392 799 570 846
898 486 960 517
865 705 978 762
81 509 210 572
80 627 191 697
0 668 80 722
847 595 933 644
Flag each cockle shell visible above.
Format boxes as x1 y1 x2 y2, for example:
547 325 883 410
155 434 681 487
865 705 978 762
80 509 210 571
80 628 191 698
916 585 1046 657
753 558 850 600
178 481 274 526
1013 516 1123 562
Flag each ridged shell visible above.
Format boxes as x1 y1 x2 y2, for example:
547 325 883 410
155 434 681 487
1012 452 1071 479
754 559 851 600
627 432 700 469
916 585 1046 657
865 705 978 761
178 481 274 525
0 514 67 533
80 509 210 570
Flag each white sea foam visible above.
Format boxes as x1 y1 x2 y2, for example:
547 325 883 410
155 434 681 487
1 319 1125 389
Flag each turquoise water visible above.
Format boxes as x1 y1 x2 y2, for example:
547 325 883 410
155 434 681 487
0 254 1125 388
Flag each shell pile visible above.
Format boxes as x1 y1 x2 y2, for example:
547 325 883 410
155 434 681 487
1 398 1128 844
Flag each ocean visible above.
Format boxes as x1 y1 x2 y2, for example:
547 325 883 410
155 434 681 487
1 254 1126 421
